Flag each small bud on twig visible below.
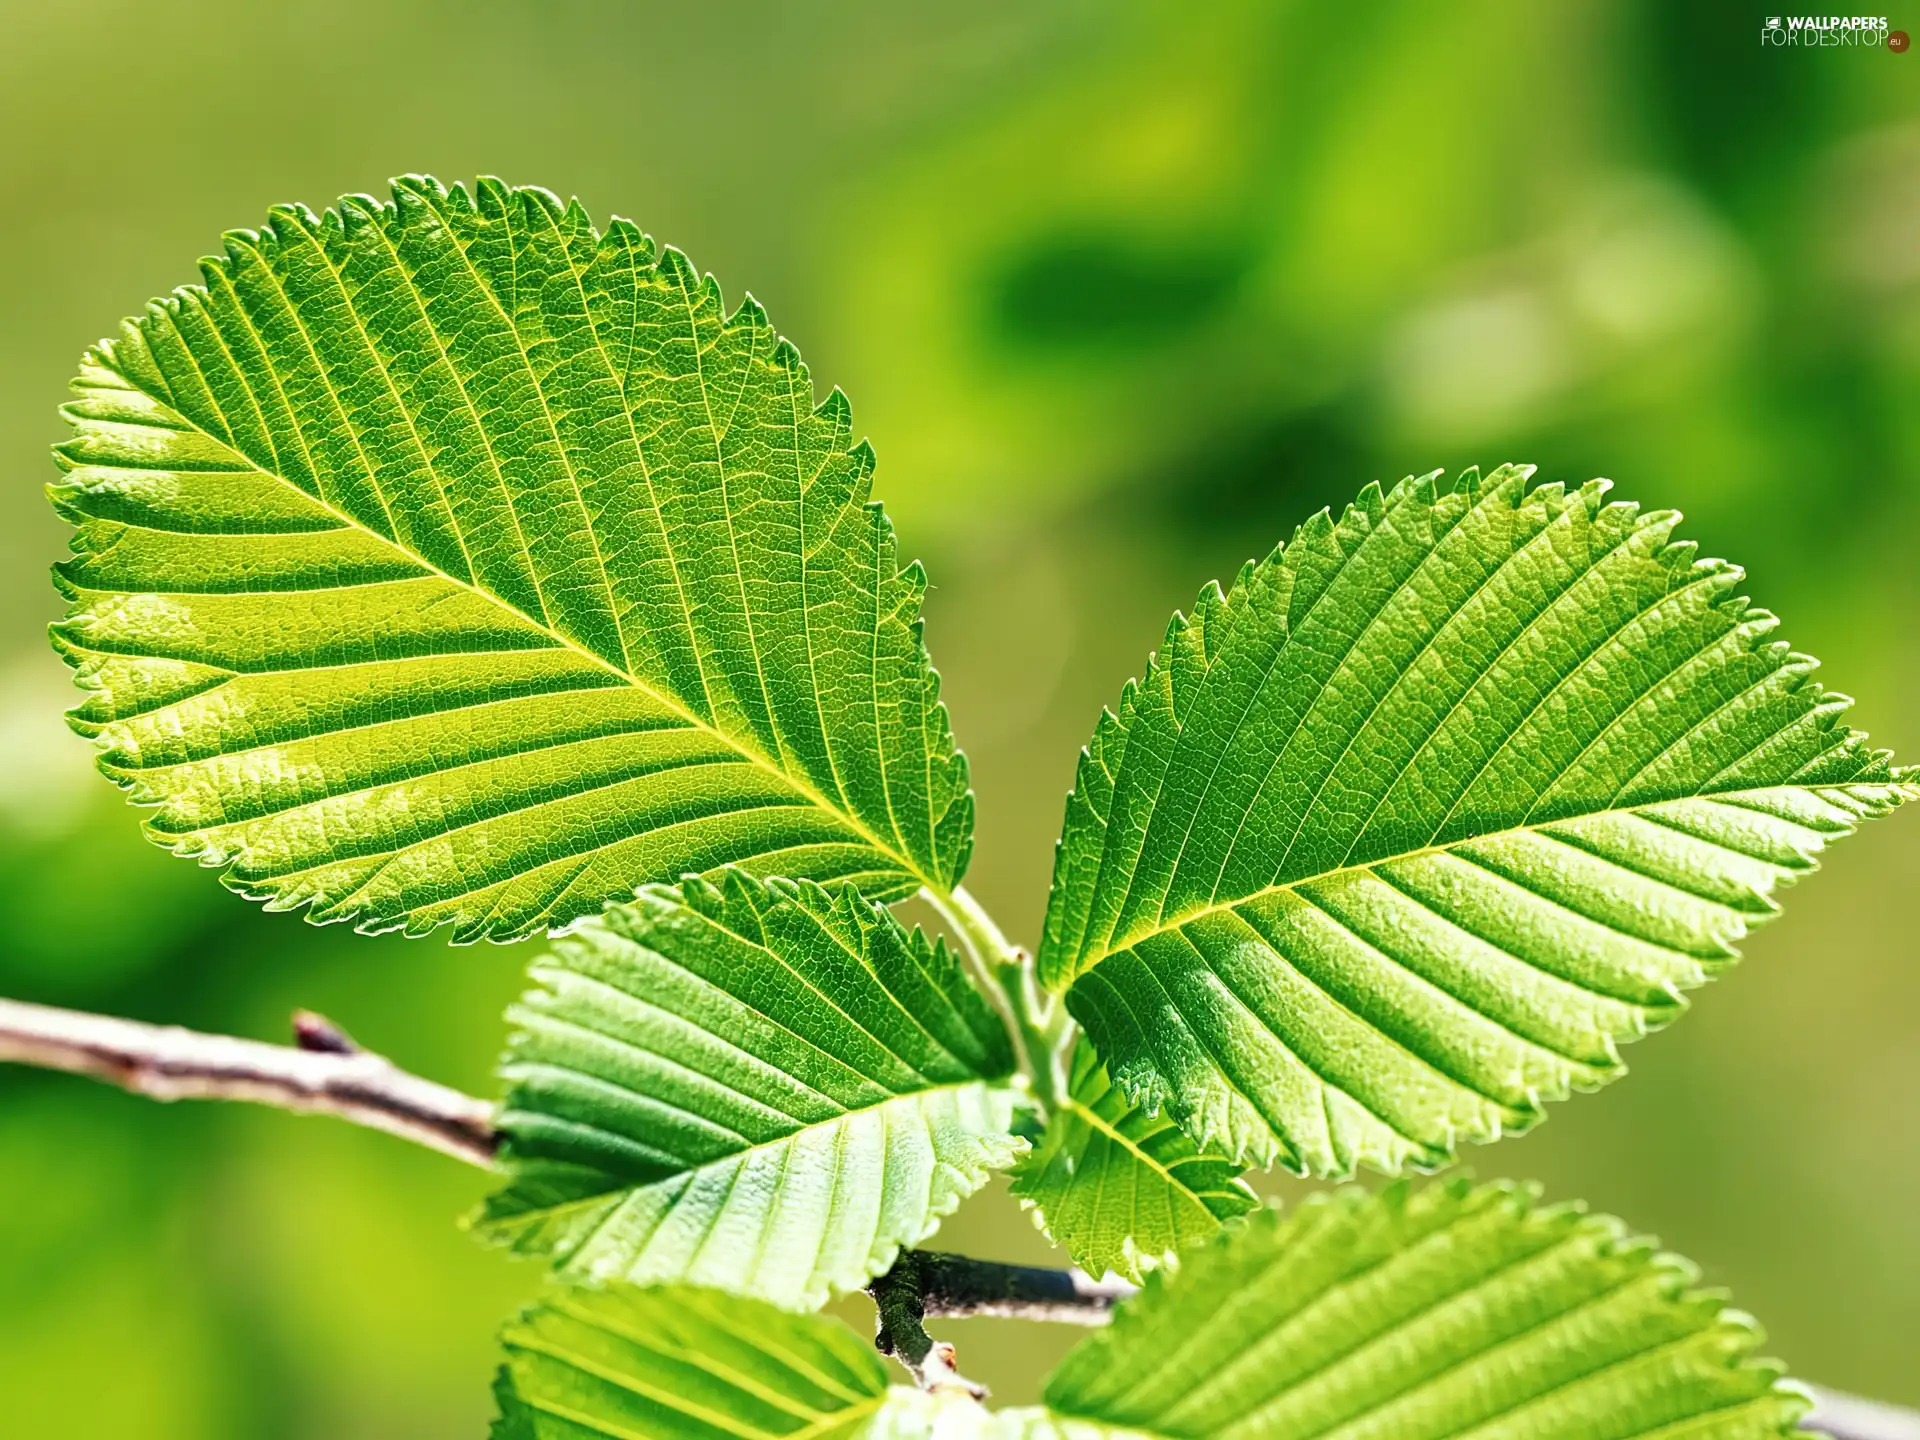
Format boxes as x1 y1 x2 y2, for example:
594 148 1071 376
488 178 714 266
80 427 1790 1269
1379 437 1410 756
291 1010 361 1055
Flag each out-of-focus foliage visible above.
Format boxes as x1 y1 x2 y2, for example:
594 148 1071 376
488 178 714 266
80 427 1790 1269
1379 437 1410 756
1 1 1915 1435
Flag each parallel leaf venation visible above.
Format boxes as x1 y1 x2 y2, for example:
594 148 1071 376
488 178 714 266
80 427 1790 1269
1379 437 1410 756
478 870 1025 1307
51 177 971 939
1040 466 1910 1172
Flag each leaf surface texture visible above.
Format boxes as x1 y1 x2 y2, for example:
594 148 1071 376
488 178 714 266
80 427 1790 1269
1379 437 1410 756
1040 1180 1811 1440
51 178 970 939
1039 466 1912 1172
478 871 1023 1307
495 1282 894 1440
1011 1039 1255 1281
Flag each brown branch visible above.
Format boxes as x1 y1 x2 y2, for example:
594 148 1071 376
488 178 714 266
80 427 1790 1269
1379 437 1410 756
0 996 498 1167
895 1251 1136 1323
4 995 1917 1437
869 1250 1135 1392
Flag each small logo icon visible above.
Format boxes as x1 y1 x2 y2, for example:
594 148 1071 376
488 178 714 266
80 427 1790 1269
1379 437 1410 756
1890 27 1911 48
1767 15 1782 26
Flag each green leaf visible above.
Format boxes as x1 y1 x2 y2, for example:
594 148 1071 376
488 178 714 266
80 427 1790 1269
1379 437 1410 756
49 177 970 941
1010 1038 1255 1281
495 1282 896 1440
1039 465 1913 1173
476 869 1026 1307
1040 1179 1811 1440
490 1366 539 1440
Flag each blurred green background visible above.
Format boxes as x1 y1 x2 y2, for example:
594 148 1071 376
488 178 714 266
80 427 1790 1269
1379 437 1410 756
2 0 1916 1432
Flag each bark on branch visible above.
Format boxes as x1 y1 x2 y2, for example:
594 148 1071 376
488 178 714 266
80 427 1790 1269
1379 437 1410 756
868 1250 1135 1393
2 995 1916 1438
0 996 498 1167
1807 1390 1920 1440
857 1251 1920 1439
885 1250 1136 1324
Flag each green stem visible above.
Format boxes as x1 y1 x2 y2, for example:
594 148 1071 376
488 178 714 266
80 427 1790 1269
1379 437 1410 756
925 885 1069 1112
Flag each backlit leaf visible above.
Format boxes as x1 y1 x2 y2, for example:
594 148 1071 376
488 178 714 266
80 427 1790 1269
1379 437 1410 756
50 178 970 940
1041 1179 1811 1440
1010 1039 1254 1281
494 1282 895 1440
1041 466 1912 1173
476 870 1025 1307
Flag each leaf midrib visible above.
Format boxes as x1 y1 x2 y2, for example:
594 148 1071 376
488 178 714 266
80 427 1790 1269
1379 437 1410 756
543 1291 862 1422
1098 530 1719 977
1065 1091 1235 1204
101 349 936 895
494 1078 1012 1232
1058 786 1833 988
511 1327 880 1440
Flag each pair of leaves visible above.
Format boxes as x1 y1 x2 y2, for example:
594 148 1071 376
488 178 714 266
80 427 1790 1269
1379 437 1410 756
50 179 1031 1301
48 177 1060 1303
496 1180 1812 1440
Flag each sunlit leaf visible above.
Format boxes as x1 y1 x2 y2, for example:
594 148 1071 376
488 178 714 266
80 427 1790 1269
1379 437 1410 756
1010 1038 1254 1282
50 177 970 941
1041 465 1912 1173
1040 1179 1811 1440
476 870 1025 1307
494 1282 895 1440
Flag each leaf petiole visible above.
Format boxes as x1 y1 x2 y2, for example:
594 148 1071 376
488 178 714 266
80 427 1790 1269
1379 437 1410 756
926 884 1072 1112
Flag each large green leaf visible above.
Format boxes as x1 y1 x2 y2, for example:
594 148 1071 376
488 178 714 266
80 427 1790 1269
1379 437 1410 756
49 177 970 941
1010 1038 1255 1282
494 1282 896 1440
1040 466 1912 1173
1039 1179 1811 1440
476 870 1025 1307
